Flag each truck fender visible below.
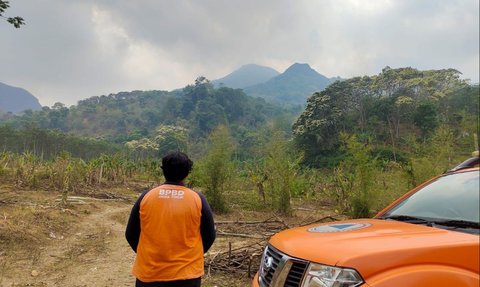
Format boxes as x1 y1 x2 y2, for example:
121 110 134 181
366 264 479 287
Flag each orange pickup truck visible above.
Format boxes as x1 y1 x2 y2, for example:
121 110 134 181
252 154 479 287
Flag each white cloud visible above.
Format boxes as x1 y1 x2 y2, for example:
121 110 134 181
91 5 202 91
0 0 478 106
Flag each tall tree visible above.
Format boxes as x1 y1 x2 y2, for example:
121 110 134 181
154 125 188 156
413 102 438 139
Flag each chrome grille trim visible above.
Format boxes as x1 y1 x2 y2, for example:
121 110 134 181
258 245 309 287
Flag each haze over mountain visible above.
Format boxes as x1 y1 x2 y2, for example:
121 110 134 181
0 82 42 114
243 63 336 105
1 63 337 112
212 64 280 89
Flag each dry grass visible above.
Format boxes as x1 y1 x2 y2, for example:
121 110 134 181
0 195 77 249
0 190 82 286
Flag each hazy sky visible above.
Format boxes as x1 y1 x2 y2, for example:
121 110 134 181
1 0 478 107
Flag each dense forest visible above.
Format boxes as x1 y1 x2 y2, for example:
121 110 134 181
294 67 479 166
0 67 478 217
0 77 299 159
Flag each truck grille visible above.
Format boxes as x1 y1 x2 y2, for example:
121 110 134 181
286 261 308 286
259 245 308 287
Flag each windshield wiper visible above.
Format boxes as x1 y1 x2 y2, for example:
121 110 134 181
381 215 480 230
430 219 480 229
379 215 433 225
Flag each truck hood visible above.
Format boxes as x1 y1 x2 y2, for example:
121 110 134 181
269 219 479 279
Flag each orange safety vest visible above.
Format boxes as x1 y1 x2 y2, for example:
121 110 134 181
132 184 204 282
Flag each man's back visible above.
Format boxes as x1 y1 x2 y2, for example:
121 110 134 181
133 184 204 281
126 151 216 287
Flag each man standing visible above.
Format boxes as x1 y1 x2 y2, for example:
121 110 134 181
126 151 216 287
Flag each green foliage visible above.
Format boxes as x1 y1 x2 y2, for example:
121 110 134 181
13 152 39 188
331 133 378 218
0 152 12 176
0 0 25 28
370 146 409 167
413 102 438 139
0 124 122 159
442 84 479 150
288 170 316 198
0 69 476 223
261 131 303 215
293 91 343 157
293 67 471 166
154 125 188 155
1 79 294 162
136 159 163 183
199 125 234 213
125 138 158 160
0 151 167 194
407 125 458 186
429 125 456 167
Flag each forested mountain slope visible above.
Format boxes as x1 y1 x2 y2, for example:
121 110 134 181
212 64 280 89
244 63 335 105
0 78 295 151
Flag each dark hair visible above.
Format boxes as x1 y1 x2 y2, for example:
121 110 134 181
161 151 193 182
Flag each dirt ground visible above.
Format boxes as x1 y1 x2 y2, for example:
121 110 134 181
0 185 339 287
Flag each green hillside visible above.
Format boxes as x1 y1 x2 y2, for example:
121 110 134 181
0 78 298 159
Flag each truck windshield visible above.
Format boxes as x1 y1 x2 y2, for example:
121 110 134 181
381 170 479 229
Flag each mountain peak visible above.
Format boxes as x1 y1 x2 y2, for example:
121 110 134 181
244 63 333 104
212 64 279 89
239 63 271 71
0 82 42 113
284 63 316 75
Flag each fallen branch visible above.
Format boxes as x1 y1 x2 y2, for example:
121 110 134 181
54 195 125 204
215 216 278 225
205 213 340 278
211 240 265 258
300 215 338 227
216 231 264 239
293 207 315 211
273 213 290 229
206 245 263 278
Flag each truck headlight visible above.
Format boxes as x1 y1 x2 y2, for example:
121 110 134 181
301 263 364 287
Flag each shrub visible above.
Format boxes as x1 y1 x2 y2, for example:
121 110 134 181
200 125 234 213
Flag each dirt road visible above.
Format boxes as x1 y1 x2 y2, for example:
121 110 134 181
1 196 136 286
